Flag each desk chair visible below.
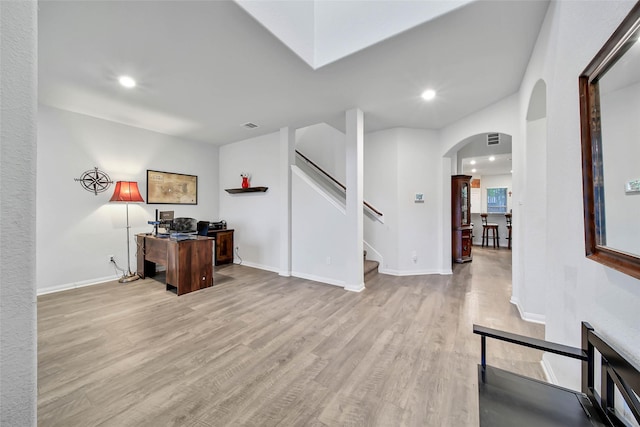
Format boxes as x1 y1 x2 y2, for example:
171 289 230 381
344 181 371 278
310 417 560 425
481 214 499 248
505 213 512 249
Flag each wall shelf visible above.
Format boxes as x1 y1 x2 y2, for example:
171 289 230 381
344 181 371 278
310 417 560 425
225 186 268 194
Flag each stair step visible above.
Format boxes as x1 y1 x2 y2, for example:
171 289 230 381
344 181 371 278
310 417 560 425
364 259 379 280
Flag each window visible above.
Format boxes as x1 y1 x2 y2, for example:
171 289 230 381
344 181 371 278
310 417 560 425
487 187 507 213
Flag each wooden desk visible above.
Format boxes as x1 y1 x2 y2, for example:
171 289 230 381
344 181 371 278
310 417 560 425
136 234 214 295
206 229 234 265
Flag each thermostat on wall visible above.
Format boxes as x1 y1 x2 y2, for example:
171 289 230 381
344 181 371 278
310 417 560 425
625 179 640 194
415 193 424 203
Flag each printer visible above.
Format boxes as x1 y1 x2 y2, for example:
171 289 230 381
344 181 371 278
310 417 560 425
208 220 227 230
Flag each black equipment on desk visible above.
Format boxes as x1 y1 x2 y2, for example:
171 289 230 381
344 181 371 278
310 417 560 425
197 221 209 236
172 217 197 233
209 220 227 230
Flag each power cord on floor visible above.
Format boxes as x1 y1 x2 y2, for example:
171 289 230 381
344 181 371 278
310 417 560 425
235 246 242 265
110 256 126 276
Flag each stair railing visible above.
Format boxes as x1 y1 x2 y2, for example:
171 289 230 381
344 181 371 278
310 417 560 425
295 149 383 216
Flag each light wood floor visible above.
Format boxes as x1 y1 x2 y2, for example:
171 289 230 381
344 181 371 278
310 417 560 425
38 247 544 426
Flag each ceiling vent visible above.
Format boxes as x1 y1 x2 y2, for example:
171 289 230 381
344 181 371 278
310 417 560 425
243 122 259 129
487 133 500 146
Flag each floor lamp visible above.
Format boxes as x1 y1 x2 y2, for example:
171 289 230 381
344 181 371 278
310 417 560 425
110 181 145 283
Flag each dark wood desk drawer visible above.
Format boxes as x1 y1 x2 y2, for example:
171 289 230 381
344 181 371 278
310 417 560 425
144 236 168 265
136 234 213 296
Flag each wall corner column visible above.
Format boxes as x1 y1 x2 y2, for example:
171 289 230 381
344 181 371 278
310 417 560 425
345 109 365 292
0 0 38 425
279 127 295 276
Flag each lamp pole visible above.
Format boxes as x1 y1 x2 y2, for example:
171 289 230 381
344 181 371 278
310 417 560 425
119 201 139 283
125 202 133 277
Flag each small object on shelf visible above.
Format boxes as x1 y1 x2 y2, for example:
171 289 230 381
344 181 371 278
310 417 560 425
225 186 268 194
241 173 250 188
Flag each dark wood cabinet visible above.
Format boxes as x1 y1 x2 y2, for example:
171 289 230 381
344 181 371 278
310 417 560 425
136 234 214 295
452 175 473 263
207 229 234 265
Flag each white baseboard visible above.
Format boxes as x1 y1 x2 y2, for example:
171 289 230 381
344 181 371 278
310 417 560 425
344 282 365 292
290 271 345 288
510 296 546 325
235 260 280 274
37 274 120 296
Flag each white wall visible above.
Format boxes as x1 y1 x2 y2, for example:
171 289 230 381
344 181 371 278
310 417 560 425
219 132 281 271
364 128 399 271
1 1 37 424
517 0 640 390
364 128 443 275
477 174 513 214
37 106 219 294
396 129 442 273
521 117 547 322
291 166 347 286
296 122 346 184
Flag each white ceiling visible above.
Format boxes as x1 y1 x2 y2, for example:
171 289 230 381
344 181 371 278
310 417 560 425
458 133 513 176
38 0 550 146
235 0 473 69
461 153 512 176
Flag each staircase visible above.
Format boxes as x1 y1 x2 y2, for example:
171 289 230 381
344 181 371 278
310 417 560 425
293 147 383 283
364 250 379 281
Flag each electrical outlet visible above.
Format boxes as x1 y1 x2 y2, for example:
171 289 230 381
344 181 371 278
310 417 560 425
411 251 417 262
326 256 331 265
107 255 114 263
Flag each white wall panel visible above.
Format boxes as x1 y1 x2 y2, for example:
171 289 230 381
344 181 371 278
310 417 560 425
291 166 347 286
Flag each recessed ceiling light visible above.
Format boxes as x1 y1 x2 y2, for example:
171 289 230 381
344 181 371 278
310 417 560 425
471 168 477 173
470 160 476 165
489 156 495 161
118 75 136 88
421 89 436 101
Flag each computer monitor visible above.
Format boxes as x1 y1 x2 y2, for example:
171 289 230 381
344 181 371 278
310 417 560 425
159 211 174 221
158 210 174 233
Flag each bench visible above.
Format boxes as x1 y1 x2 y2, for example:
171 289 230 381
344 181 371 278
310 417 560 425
473 322 640 426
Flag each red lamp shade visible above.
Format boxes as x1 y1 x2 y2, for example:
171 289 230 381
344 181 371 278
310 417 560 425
109 181 145 203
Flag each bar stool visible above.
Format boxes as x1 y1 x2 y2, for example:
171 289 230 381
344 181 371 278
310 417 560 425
481 214 499 248
505 213 512 249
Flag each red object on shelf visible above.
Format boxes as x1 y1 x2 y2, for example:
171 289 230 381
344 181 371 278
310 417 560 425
241 176 249 188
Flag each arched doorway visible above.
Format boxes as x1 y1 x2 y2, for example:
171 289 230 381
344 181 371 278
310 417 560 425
454 133 513 248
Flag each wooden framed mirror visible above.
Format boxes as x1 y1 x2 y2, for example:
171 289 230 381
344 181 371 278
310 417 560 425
579 2 640 280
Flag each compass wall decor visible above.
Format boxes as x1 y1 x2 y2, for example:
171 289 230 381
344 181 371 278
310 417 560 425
74 167 114 196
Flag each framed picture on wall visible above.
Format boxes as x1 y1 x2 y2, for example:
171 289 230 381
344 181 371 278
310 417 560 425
146 170 197 204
